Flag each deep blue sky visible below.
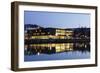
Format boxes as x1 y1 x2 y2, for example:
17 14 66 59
24 11 90 28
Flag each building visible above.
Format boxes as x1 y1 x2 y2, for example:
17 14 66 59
25 24 73 40
24 24 90 55
56 29 73 39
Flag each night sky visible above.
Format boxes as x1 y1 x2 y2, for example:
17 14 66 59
24 11 90 28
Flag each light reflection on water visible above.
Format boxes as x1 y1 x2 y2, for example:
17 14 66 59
24 43 90 61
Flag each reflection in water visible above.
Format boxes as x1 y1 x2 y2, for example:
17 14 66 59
24 43 90 55
24 43 90 61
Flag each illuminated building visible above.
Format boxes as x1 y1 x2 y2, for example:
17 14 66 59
24 24 90 55
24 24 73 40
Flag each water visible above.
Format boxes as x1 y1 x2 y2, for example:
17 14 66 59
24 43 90 61
24 51 90 61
